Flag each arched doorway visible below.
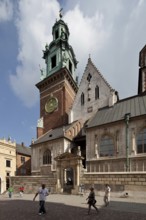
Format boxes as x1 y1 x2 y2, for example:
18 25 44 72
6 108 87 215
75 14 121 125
6 177 10 190
63 167 74 194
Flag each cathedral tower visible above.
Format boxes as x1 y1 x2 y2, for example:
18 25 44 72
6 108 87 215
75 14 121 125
36 12 78 138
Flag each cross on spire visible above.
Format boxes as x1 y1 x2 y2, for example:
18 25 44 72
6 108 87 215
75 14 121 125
59 8 63 19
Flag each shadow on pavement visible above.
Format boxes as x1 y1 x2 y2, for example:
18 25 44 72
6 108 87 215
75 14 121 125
0 199 146 220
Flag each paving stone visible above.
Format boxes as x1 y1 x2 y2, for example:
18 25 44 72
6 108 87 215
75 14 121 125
0 193 146 220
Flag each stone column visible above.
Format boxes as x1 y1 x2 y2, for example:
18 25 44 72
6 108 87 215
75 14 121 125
116 131 119 154
95 144 99 158
76 162 80 186
56 163 61 192
131 128 136 155
64 169 67 184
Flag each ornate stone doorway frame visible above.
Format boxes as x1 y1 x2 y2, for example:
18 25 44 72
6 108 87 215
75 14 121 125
54 152 84 194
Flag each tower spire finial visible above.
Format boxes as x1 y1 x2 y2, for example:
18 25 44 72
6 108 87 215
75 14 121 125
59 8 63 19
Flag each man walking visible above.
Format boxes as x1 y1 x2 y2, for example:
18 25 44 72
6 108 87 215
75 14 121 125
33 184 49 215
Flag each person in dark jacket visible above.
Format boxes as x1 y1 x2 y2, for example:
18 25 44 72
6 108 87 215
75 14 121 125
86 187 99 215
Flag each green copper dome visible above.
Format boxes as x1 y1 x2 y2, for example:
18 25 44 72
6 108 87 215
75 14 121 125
42 15 78 82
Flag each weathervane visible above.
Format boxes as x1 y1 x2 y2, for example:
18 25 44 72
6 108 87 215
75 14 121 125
59 8 63 19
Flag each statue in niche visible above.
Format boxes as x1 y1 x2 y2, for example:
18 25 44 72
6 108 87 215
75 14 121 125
62 52 68 67
39 66 46 80
37 117 43 128
61 28 66 40
45 43 49 50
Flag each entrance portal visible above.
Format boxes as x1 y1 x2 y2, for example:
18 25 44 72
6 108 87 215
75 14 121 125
55 152 84 194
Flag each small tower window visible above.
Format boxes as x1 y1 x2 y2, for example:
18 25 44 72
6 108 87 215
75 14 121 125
95 85 99 99
69 60 72 73
51 55 56 69
81 92 84 105
55 30 59 39
87 73 92 82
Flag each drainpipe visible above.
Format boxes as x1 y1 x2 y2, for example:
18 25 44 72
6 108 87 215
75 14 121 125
124 113 131 172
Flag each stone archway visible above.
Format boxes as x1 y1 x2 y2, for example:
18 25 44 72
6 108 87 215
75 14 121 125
54 152 84 194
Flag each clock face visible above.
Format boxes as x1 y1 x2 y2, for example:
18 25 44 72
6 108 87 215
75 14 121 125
45 97 58 113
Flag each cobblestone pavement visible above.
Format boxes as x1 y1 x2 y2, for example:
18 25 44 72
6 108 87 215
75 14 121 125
0 193 146 220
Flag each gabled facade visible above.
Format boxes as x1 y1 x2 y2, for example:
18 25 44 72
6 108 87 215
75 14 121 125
0 138 16 194
69 57 118 123
16 143 31 176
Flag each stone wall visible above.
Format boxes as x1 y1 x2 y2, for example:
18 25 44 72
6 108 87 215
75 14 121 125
80 172 146 197
10 175 57 194
10 171 146 198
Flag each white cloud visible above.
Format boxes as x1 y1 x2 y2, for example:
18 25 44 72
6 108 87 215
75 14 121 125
0 0 13 22
10 0 60 107
9 0 146 107
64 4 112 78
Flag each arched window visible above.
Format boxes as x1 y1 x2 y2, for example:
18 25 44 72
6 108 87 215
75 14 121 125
87 73 92 82
81 92 84 105
99 135 114 157
137 128 146 153
95 85 99 100
43 150 51 164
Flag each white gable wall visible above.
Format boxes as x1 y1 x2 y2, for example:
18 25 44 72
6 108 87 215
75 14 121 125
69 59 114 123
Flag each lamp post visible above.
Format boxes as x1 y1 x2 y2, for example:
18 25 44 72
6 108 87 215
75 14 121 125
124 113 131 172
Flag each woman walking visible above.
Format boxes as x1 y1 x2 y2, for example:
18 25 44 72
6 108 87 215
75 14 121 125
86 187 99 215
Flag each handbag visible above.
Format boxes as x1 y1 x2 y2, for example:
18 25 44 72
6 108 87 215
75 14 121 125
93 199 96 205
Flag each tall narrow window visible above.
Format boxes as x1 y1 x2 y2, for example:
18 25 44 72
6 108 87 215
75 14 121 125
95 85 99 99
51 55 56 69
87 73 92 82
55 29 59 39
81 92 84 105
43 150 51 164
21 156 25 164
69 60 72 73
99 135 114 157
6 160 11 167
137 128 146 153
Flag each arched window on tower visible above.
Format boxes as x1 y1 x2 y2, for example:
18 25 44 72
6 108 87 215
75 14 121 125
55 29 59 39
81 92 84 105
99 135 114 157
43 150 51 164
137 128 146 153
95 85 99 100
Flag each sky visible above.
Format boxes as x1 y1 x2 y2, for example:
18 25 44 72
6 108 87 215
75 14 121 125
0 0 146 146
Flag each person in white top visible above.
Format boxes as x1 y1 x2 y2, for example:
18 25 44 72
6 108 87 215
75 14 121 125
104 184 111 206
33 184 49 215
